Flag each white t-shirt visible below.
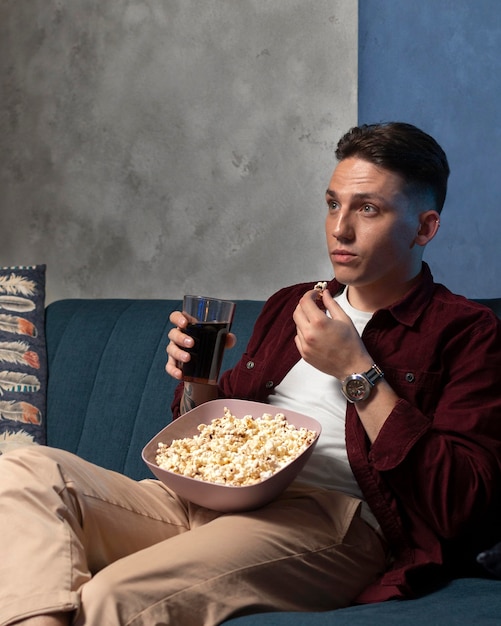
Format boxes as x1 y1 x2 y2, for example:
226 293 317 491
267 288 378 528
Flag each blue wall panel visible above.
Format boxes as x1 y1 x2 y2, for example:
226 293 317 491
359 0 501 297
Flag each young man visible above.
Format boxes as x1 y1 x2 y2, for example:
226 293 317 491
1 123 500 626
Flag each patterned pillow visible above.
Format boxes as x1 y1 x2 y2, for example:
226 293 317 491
0 265 47 454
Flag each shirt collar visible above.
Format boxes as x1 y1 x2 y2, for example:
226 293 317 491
327 262 435 327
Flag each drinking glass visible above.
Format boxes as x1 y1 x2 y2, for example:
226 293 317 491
179 295 236 384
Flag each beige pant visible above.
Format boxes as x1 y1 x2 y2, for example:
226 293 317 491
0 446 387 626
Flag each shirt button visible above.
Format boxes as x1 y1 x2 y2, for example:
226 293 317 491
405 372 415 383
265 381 274 389
246 361 255 370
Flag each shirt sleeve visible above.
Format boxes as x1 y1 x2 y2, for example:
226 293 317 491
367 310 501 540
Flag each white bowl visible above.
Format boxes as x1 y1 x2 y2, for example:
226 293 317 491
142 398 321 512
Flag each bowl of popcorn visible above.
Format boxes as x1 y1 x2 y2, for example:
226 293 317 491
142 398 321 512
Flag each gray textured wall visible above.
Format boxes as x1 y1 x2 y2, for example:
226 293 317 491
0 1 358 304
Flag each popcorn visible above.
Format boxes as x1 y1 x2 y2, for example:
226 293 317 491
314 281 328 298
155 407 317 486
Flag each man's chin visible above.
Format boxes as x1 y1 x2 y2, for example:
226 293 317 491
332 268 359 286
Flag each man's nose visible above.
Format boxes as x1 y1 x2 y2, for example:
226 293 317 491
330 211 354 239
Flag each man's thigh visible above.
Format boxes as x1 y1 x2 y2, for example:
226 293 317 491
41 446 223 569
77 484 386 626
1 446 219 572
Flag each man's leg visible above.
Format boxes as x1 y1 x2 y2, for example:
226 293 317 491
0 445 215 626
76 484 387 626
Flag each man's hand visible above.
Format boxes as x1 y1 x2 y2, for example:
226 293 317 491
165 310 237 381
293 289 373 380
294 289 399 442
165 310 237 415
165 310 195 381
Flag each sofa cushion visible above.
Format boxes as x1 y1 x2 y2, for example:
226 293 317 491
45 298 264 479
45 299 178 478
224 577 501 625
0 265 47 453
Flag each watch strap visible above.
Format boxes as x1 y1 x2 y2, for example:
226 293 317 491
363 363 384 386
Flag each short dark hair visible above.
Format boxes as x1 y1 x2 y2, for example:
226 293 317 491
335 122 450 213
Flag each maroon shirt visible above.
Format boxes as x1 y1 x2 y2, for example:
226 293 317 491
172 263 501 602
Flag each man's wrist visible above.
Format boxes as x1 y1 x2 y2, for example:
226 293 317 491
180 381 219 415
180 383 197 414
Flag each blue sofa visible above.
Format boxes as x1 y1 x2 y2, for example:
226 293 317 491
45 296 501 624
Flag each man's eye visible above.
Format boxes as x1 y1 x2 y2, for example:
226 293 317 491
362 204 377 214
328 201 339 211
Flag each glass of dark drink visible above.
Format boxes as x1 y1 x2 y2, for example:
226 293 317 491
180 295 236 385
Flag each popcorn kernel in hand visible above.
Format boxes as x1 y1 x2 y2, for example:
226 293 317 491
314 281 328 299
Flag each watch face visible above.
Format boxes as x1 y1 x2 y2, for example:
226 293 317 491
346 377 369 401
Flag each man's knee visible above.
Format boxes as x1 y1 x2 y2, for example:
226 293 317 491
76 567 129 625
0 444 55 480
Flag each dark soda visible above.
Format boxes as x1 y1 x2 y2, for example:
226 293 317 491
182 321 229 384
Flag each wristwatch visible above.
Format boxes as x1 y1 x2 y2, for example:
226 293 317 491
341 364 384 403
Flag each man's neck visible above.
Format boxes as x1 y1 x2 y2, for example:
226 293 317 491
345 272 422 313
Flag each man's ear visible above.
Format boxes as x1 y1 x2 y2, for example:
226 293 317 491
415 210 441 246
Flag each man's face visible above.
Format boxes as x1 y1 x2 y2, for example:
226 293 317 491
325 157 427 296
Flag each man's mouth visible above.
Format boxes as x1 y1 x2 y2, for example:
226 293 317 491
331 249 356 264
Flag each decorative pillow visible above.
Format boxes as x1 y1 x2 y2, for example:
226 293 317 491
0 265 47 454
